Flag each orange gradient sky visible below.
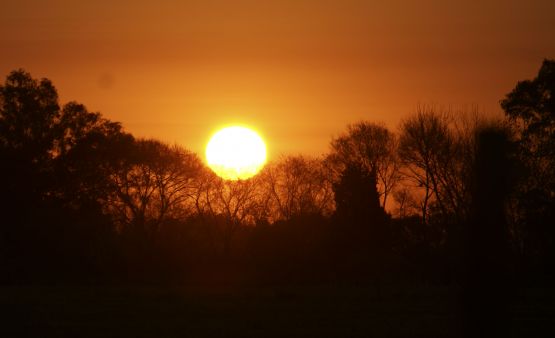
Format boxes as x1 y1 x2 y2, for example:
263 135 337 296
2 0 554 157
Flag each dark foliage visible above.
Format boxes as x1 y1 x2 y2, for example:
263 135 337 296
0 62 554 292
501 59 555 278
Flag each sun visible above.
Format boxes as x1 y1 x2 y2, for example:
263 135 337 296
205 126 267 180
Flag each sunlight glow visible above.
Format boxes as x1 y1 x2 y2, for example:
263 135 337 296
205 126 267 180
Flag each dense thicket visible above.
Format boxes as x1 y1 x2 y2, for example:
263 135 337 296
1 61 554 285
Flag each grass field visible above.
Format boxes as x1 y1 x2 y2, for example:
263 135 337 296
1 284 554 337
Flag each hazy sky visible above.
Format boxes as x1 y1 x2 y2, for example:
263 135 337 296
1 0 554 157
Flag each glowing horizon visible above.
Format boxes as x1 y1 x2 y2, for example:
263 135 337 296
1 0 554 156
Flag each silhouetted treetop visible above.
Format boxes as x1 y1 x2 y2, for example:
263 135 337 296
0 69 136 208
0 69 60 163
501 59 555 155
329 121 400 208
57 101 127 158
0 69 131 167
501 59 555 268
398 105 479 226
333 163 385 225
260 155 334 221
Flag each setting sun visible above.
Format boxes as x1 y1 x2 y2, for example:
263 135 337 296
205 126 267 180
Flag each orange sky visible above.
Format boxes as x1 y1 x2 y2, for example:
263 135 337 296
2 0 554 158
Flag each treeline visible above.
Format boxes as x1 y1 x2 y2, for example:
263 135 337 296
1 60 554 285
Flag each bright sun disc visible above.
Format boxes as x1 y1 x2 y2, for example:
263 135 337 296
205 126 267 180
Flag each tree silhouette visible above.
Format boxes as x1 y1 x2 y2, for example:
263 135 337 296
329 121 400 208
398 106 454 225
0 70 128 282
0 69 59 165
107 139 203 234
332 163 392 283
397 105 483 229
0 69 60 216
261 155 334 222
0 70 134 209
333 164 384 224
53 102 134 209
501 59 555 271
193 171 264 255
501 59 555 155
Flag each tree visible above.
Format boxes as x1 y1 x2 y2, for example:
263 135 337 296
391 187 420 219
398 105 472 225
332 162 392 285
501 59 555 268
501 59 555 161
53 102 134 208
0 69 61 212
193 169 265 255
329 121 400 209
260 155 335 222
0 70 134 209
333 163 385 224
0 69 59 165
55 101 127 158
0 69 131 282
332 162 390 253
106 139 204 234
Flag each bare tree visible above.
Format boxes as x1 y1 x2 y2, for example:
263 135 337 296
392 187 420 219
398 104 487 224
329 121 401 209
398 105 455 224
106 139 203 233
260 155 335 221
193 170 265 254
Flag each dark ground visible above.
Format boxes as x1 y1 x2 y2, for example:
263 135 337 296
1 284 554 338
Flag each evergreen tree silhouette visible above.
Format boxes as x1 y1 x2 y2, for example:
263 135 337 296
333 163 391 283
333 164 385 225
